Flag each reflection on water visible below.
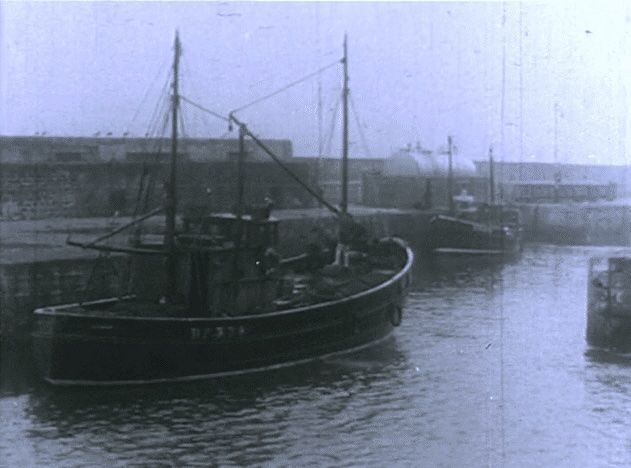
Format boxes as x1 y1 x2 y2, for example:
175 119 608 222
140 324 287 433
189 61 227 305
3 244 631 465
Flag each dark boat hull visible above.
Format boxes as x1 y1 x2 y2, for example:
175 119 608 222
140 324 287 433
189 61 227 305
32 243 413 386
427 215 522 256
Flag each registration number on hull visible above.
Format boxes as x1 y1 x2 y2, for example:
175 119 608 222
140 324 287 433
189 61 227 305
190 326 247 341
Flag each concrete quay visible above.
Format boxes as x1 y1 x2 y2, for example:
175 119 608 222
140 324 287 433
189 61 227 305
519 200 631 246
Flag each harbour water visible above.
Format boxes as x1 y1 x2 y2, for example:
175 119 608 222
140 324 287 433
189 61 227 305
3 244 631 466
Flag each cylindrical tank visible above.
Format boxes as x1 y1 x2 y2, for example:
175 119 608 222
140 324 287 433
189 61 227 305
384 148 476 177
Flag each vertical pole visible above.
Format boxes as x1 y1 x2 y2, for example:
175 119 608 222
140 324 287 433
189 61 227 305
447 135 454 214
489 146 496 204
232 124 246 311
165 30 180 302
341 34 349 213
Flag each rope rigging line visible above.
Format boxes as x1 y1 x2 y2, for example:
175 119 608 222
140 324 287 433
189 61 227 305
126 54 171 137
133 107 169 216
230 59 341 114
178 100 188 139
178 52 232 133
132 85 171 221
145 78 171 139
349 92 373 158
180 95 230 122
324 95 341 157
144 62 172 135
132 162 150 218
229 115 342 217
140 110 171 216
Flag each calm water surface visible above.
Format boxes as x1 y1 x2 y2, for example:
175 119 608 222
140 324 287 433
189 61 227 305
3 244 631 466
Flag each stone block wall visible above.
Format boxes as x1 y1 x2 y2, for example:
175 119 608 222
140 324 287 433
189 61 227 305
519 203 631 245
0 256 127 337
0 161 316 220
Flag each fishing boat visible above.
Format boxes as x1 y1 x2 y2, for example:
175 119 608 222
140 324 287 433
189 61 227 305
425 143 522 256
31 34 413 386
427 203 522 256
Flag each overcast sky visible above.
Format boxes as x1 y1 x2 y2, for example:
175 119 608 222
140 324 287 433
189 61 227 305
1 1 630 165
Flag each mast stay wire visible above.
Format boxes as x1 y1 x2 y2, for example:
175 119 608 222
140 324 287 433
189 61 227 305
118 56 169 295
229 114 341 216
145 111 171 209
180 59 342 143
178 100 188 139
178 54 191 138
180 96 230 123
125 53 171 138
131 74 172 221
84 54 169 294
323 94 341 157
230 59 341 114
145 76 172 139
348 92 373 159
177 58 345 215
180 52 214 137
132 110 171 220
142 67 171 139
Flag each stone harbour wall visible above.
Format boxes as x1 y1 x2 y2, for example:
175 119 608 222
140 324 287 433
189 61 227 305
0 161 316 221
519 203 631 246
0 257 127 337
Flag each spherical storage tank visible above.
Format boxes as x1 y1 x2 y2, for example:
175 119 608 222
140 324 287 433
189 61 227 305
384 148 476 177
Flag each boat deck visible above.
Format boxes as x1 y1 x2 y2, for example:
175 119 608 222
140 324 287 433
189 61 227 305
1 206 413 265
35 256 403 319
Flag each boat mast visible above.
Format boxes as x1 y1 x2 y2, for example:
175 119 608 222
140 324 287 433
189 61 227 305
232 123 246 303
489 146 495 204
341 34 349 214
165 30 181 301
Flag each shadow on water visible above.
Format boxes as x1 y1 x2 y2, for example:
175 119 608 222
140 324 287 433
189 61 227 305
34 337 404 400
1 339 41 396
413 251 518 290
584 347 631 367
15 338 408 466
3 329 408 397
